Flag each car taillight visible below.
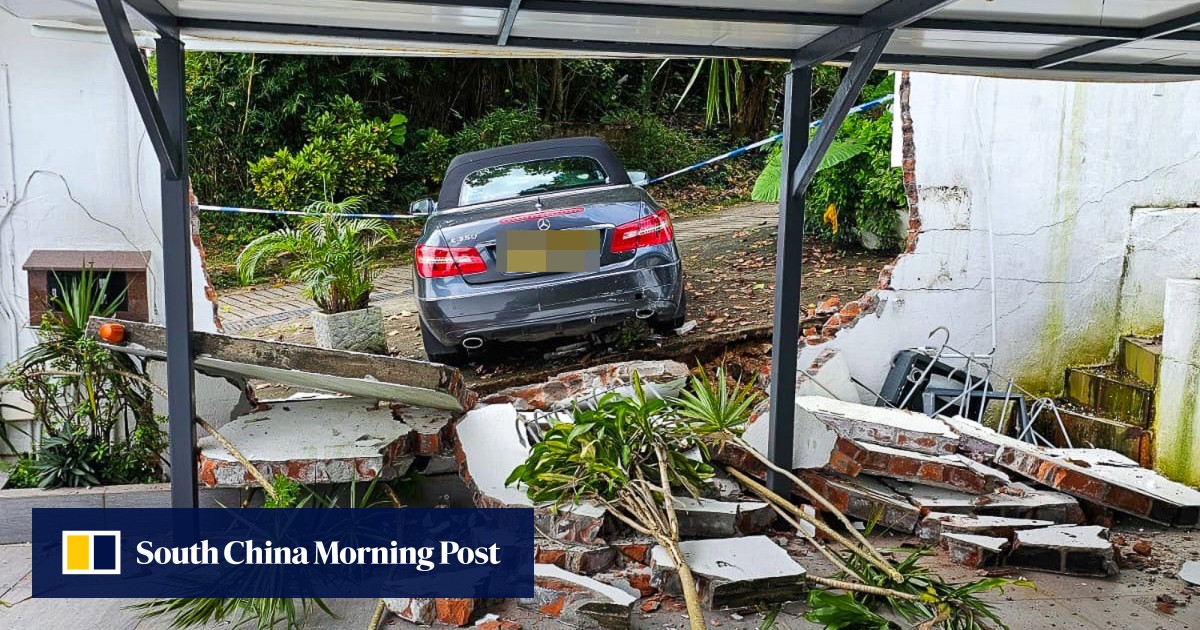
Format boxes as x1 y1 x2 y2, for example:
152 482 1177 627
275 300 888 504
415 245 487 278
611 208 674 253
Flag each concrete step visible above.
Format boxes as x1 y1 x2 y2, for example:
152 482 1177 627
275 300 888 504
1034 404 1154 467
1063 366 1154 427
1118 336 1161 389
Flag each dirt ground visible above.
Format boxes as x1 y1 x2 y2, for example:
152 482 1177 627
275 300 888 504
246 221 893 394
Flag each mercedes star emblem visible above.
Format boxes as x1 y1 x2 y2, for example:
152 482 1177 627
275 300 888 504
537 218 551 231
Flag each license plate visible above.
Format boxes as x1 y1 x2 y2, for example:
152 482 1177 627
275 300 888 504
499 230 601 273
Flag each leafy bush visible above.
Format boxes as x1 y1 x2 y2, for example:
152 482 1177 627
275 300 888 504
236 197 398 312
250 96 400 211
451 107 549 154
599 109 711 179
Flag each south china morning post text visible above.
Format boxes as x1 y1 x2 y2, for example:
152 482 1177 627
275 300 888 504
32 507 535 599
134 538 501 571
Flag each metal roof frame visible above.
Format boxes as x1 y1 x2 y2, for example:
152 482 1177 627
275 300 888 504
88 0 1200 505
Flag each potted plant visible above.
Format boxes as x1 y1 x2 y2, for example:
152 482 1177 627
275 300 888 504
236 197 397 353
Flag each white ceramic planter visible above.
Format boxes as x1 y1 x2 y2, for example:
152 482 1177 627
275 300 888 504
311 305 387 354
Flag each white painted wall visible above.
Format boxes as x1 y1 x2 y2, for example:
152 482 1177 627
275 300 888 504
0 12 233 453
808 73 1200 396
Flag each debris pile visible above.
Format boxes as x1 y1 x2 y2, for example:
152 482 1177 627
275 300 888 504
443 354 1200 627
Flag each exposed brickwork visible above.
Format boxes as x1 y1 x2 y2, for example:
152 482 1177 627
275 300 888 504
534 541 619 576
481 360 688 411
828 438 1008 495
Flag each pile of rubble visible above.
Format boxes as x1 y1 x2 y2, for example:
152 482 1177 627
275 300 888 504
428 354 1200 627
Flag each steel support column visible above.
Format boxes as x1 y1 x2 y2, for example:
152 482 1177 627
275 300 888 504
765 64 811 493
156 33 198 509
767 30 890 491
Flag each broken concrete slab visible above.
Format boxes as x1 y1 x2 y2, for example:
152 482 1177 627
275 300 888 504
672 496 775 538
196 397 413 486
481 360 688 411
523 563 635 630
454 403 606 543
797 396 960 455
88 317 476 411
879 478 1085 524
534 541 619 576
1179 560 1200 586
993 443 1200 526
918 513 1056 545
650 536 807 610
828 438 1010 494
1007 525 1118 577
737 398 839 474
942 533 1008 569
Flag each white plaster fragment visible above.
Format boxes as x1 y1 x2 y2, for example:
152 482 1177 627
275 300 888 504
534 563 637 606
941 533 1008 553
651 536 806 581
1015 525 1110 550
1179 561 1200 586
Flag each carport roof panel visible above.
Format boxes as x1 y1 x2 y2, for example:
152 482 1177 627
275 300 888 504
7 0 1200 79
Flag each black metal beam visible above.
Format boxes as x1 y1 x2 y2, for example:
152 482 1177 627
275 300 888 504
792 0 955 67
123 0 178 38
96 0 183 179
1036 9 1200 68
790 30 892 199
521 0 855 27
497 0 522 45
765 63 811 494
155 32 199 509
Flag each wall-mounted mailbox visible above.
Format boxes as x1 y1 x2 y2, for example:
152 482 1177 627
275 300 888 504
23 250 150 325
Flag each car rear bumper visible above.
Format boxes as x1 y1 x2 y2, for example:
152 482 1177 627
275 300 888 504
417 260 683 345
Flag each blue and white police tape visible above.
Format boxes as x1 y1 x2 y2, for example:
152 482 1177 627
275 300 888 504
644 93 894 185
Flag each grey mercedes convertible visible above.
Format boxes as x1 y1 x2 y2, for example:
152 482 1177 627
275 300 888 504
409 137 686 364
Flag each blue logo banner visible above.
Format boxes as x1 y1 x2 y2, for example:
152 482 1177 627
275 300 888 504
33 508 534 598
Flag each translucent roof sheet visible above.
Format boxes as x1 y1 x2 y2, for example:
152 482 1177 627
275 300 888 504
4 0 1200 80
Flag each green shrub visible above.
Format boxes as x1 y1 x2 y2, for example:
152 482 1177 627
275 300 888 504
451 107 549 154
5 454 40 489
599 109 710 179
804 109 905 250
250 96 400 211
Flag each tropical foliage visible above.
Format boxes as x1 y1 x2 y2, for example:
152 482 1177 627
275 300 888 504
236 197 398 313
2 266 165 488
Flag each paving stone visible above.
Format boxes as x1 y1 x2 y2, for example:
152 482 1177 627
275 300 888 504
650 536 807 610
454 404 606 543
672 496 775 538
1006 525 1118 577
942 533 1008 569
481 360 688 411
522 563 635 629
797 396 960 455
196 397 413 486
918 513 1056 545
828 438 1010 494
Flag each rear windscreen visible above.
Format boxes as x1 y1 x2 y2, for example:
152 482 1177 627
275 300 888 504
459 156 608 206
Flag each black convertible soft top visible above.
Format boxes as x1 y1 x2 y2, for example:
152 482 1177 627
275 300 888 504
437 136 631 210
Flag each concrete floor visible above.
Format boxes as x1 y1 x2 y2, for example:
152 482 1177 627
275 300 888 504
1 528 1197 629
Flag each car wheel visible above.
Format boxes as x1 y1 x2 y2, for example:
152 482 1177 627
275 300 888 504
651 292 687 334
420 318 466 366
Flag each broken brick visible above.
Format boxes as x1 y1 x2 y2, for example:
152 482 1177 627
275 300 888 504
918 513 1055 546
523 564 635 630
672 496 775 537
481 360 688 411
942 533 1007 569
435 598 483 626
384 598 436 624
534 540 618 576
797 396 960 456
829 438 1009 494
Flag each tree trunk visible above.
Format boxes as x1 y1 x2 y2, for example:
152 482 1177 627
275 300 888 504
660 537 706 630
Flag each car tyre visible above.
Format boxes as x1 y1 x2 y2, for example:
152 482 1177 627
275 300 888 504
651 292 687 334
420 318 466 367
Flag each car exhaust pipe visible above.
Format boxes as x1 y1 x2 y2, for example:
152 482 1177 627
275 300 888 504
635 309 655 320
462 337 484 350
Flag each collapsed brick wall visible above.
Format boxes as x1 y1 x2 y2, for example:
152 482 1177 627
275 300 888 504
803 71 922 347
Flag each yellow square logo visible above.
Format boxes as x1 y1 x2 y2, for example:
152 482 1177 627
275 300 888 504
61 531 121 575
